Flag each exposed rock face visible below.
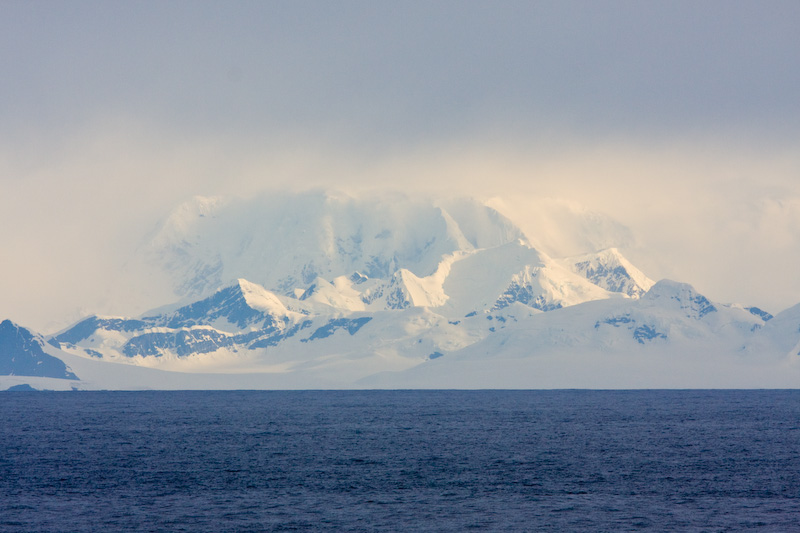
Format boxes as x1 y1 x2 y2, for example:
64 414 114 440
0 320 78 380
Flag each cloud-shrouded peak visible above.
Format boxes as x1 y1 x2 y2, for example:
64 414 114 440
142 190 528 300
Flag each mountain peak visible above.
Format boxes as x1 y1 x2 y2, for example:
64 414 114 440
564 248 654 298
233 279 290 315
153 279 295 332
642 280 717 319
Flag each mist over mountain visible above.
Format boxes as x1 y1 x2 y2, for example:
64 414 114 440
142 191 525 299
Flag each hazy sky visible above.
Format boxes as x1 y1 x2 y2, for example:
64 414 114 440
2 1 800 331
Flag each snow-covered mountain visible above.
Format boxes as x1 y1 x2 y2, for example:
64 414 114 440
5 275 796 389
2 190 799 389
139 190 635 317
361 280 794 389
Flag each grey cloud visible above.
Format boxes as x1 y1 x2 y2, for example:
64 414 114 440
2 1 799 149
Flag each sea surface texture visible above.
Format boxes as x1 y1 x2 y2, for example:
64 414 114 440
1 390 799 531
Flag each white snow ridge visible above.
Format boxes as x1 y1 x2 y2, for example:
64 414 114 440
2 190 798 390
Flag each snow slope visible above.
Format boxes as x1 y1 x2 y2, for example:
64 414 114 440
361 281 795 389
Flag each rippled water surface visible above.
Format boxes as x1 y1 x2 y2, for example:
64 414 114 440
1 390 799 531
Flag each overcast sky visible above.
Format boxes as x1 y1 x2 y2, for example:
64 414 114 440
2 1 800 331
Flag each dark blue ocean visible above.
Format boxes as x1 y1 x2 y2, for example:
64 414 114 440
1 390 799 531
